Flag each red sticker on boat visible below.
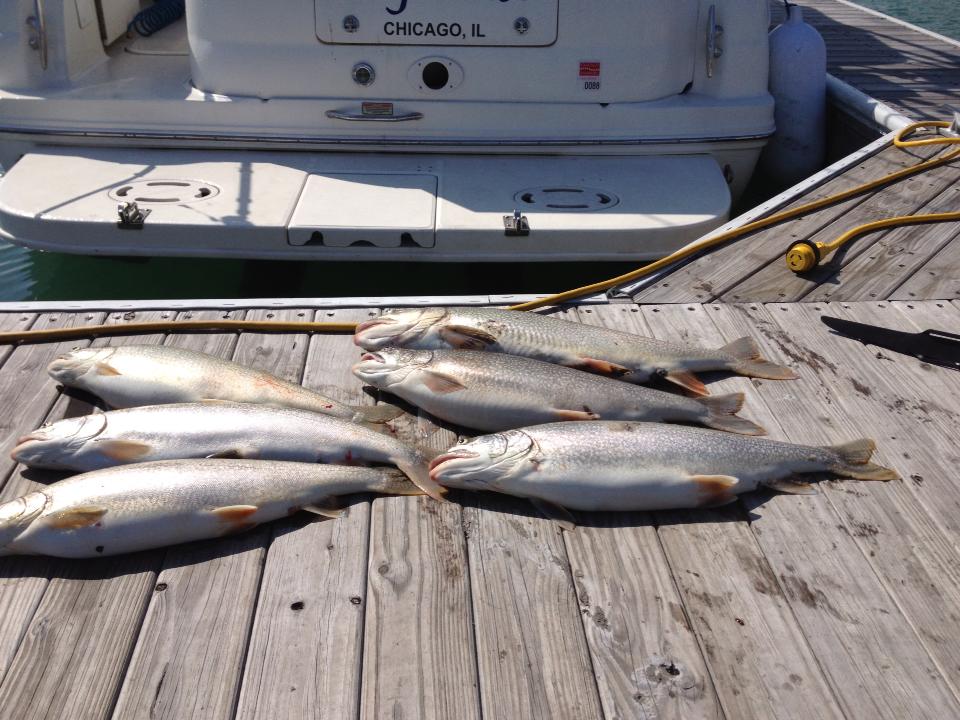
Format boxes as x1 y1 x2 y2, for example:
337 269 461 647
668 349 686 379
579 62 601 78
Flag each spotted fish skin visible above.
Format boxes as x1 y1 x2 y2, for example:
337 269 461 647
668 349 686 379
10 402 444 501
353 348 765 435
48 345 359 418
429 422 898 513
0 460 420 558
354 307 796 395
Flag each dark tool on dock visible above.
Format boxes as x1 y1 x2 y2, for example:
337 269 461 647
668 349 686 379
821 315 960 371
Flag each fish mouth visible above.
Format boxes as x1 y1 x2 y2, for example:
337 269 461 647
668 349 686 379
360 352 383 363
428 449 479 482
354 319 393 347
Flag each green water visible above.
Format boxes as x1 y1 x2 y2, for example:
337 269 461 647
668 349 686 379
2 0 957 302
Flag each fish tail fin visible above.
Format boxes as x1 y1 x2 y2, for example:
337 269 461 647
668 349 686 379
370 468 429 496
720 337 798 380
395 453 448 502
697 393 767 436
827 439 900 481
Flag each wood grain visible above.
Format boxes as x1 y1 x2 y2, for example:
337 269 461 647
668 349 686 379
360 307 481 720
235 309 372 720
707 302 960 715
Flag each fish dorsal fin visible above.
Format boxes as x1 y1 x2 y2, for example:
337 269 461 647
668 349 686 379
530 498 577 531
419 370 467 395
44 505 107 530
765 478 818 495
439 325 498 350
573 357 631 378
303 500 346 519
95 361 122 376
692 475 739 507
665 370 708 396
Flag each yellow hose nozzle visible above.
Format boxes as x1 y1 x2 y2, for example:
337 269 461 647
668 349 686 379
785 241 822 273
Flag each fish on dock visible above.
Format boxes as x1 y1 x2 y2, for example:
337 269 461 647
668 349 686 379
11 401 445 500
0 460 423 558
354 307 796 396
429 422 898 526
353 348 765 435
48 345 400 424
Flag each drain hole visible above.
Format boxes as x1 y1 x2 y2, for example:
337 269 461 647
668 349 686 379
521 193 535 204
133 196 178 202
543 188 582 194
547 204 589 209
349 240 376 247
597 193 611 204
306 232 325 246
146 181 190 187
422 62 449 90
115 186 132 197
196 188 212 198
400 232 420 247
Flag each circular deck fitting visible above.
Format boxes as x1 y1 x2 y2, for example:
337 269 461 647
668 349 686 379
108 179 221 204
513 186 620 212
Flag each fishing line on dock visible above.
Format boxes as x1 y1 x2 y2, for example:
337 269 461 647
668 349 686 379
1 121 958 343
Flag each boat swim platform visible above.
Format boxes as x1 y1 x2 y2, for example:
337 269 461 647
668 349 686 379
770 0 960 121
0 298 959 720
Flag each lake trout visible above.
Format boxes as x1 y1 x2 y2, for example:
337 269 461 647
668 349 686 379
0 460 422 558
48 345 400 424
353 348 765 435
354 307 797 396
429 422 898 526
11 401 445 501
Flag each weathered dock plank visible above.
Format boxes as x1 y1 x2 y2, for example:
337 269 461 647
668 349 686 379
709 302 960 713
889 228 960 300
638 304 847 720
234 309 372 720
0 311 173 719
722 157 960 304
772 0 960 120
360 307 481 720
109 310 253 720
634 143 942 305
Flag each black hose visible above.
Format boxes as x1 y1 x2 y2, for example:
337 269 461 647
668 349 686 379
128 0 185 37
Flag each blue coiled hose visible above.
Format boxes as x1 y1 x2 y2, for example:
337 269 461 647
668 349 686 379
128 0 185 37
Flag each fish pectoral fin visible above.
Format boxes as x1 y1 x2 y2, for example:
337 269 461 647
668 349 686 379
45 505 107 530
419 370 468 395
95 361 122 376
97 440 153 462
553 408 600 422
530 498 577 531
439 325 498 350
765 478 819 495
211 504 259 522
303 500 346 519
691 474 740 507
665 370 709 396
573 357 631 378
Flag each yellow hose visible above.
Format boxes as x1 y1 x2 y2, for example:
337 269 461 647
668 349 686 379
1 120 957 343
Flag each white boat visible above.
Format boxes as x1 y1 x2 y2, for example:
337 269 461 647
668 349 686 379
0 0 774 261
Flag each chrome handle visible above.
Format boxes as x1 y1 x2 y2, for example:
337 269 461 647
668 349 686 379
707 4 723 78
26 0 48 70
325 109 424 122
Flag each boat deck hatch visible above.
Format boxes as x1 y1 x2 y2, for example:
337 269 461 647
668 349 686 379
0 149 731 261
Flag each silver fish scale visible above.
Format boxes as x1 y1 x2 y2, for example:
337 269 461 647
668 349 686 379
419 350 705 424
525 422 836 488
445 308 729 371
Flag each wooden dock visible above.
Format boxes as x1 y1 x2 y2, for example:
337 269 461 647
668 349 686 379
0 298 959 719
771 0 960 120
